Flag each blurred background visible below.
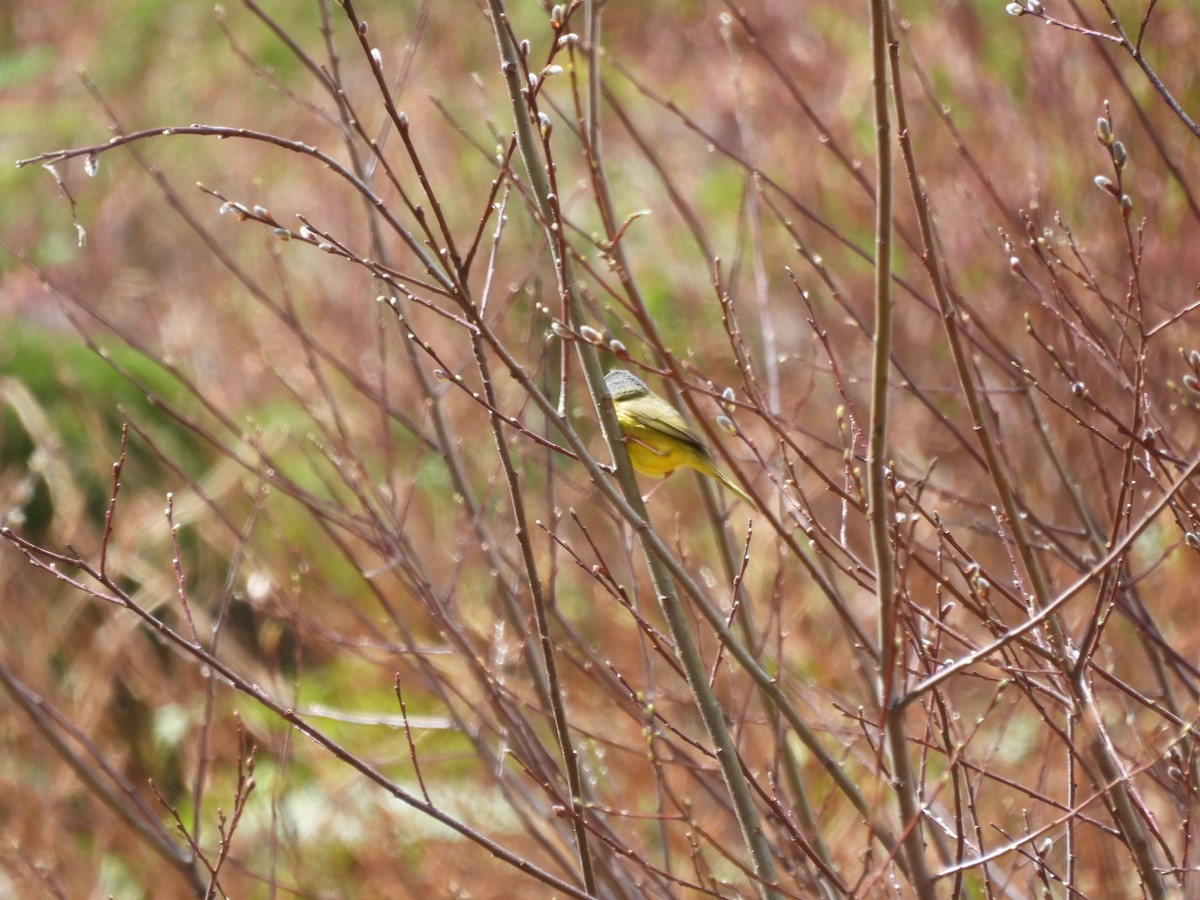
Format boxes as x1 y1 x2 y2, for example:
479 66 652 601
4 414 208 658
3 0 1200 896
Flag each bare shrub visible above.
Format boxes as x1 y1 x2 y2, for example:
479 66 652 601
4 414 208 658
4 1 1200 897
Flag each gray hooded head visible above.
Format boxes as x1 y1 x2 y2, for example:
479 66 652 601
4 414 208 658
604 369 649 401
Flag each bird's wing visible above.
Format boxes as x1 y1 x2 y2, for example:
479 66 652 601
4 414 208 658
625 397 708 452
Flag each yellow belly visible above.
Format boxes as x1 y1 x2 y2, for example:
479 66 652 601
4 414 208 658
625 432 681 477
616 412 702 478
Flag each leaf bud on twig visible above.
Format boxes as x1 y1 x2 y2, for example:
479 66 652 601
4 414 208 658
1111 140 1127 170
578 325 604 344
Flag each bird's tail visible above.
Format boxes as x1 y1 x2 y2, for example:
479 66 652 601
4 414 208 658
711 467 755 509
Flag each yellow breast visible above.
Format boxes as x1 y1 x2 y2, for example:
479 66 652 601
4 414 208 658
615 406 705 478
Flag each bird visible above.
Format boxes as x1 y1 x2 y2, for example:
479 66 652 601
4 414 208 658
603 369 754 507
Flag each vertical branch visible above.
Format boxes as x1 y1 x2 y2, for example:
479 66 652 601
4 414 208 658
867 0 934 894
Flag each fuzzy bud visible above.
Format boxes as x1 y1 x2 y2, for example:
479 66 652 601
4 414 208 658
1096 116 1113 146
1111 140 1127 170
578 324 604 344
